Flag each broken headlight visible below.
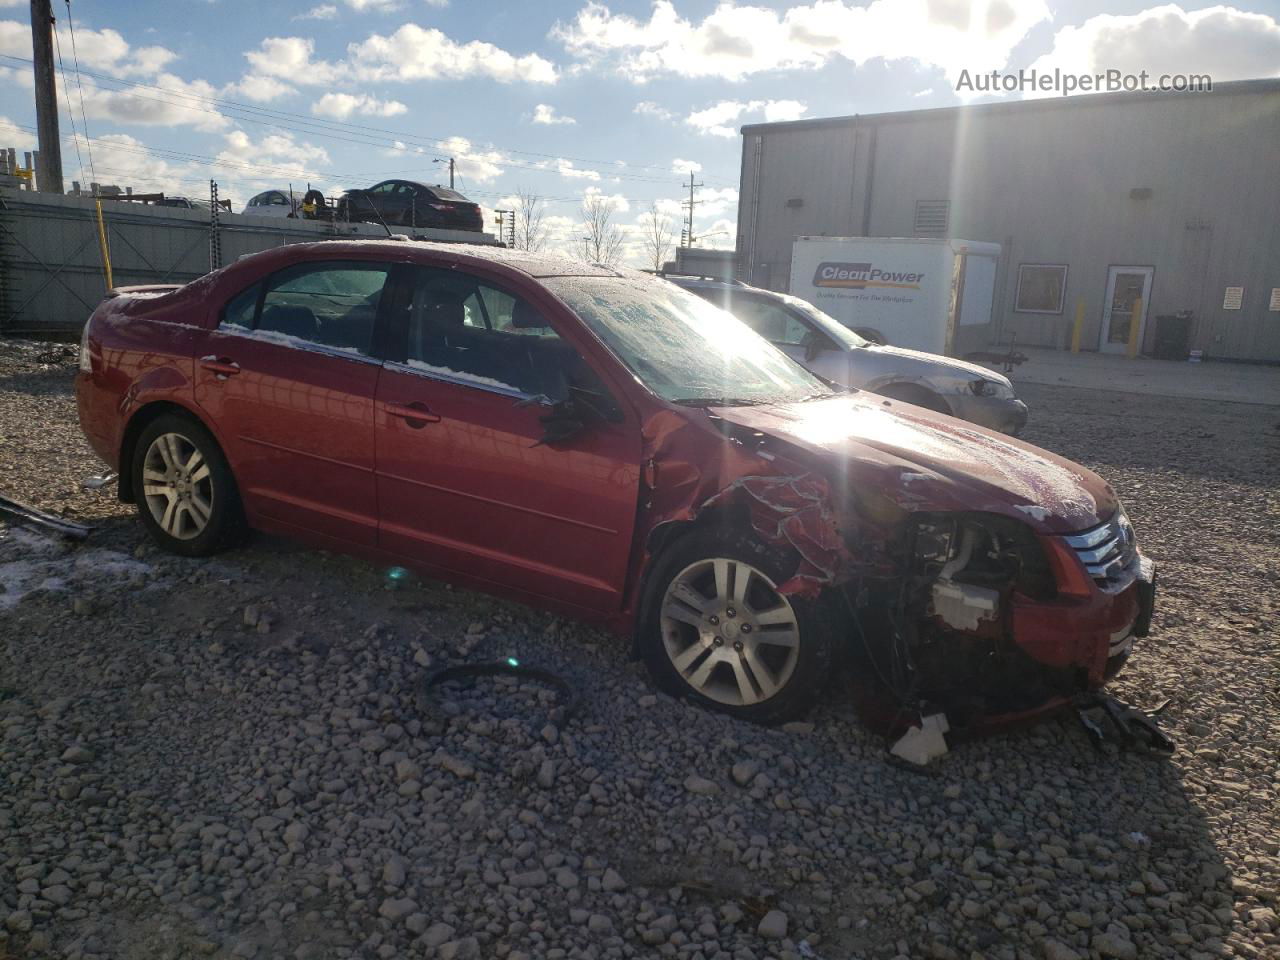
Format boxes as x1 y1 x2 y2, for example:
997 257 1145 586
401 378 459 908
969 379 1014 399
912 513 1055 600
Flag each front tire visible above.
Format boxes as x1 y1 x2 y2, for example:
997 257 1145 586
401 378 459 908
131 414 243 557
639 529 834 723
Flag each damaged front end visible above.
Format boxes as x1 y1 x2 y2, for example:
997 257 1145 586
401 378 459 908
630 395 1157 746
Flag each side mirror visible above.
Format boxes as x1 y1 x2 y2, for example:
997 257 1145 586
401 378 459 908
518 385 617 447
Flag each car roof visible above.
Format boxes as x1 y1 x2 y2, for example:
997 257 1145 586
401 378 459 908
236 239 632 280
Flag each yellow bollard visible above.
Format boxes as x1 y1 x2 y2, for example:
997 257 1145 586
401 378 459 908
1126 296 1143 358
95 198 113 290
1070 298 1084 353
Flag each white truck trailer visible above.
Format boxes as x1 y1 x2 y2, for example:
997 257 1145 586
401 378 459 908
789 237 1001 357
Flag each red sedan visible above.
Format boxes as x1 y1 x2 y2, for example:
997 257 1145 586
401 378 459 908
76 241 1155 728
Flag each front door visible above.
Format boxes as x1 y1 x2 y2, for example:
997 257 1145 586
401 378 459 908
373 264 642 614
1100 267 1153 355
193 259 392 547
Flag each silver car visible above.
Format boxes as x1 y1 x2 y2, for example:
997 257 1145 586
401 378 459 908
241 189 299 218
673 277 1028 434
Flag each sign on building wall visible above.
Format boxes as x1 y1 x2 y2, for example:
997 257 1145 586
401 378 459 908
1223 287 1244 310
1269 288 1280 311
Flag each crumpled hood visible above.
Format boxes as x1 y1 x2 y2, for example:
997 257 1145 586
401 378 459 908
713 394 1114 534
865 344 1013 388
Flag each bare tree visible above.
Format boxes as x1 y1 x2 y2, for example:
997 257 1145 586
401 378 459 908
513 189 548 252
579 195 625 266
640 201 674 271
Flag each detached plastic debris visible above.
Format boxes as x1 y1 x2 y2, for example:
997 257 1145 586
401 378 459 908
889 713 950 765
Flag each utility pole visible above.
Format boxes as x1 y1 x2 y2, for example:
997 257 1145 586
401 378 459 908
680 170 702 247
434 156 455 189
29 0 63 194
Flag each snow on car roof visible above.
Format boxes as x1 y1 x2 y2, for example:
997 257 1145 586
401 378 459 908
281 239 628 280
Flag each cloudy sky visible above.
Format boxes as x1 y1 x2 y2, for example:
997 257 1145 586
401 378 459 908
1 0 1278 263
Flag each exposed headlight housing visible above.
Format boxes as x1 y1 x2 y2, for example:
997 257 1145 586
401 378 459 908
970 379 1014 399
912 512 1056 600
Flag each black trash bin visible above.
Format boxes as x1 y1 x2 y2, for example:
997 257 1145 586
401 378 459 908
1152 313 1193 361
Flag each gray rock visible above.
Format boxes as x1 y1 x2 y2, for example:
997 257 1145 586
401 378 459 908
684 774 718 796
758 909 788 940
61 745 94 764
422 923 456 947
438 938 480 960
5 911 33 933
1092 933 1138 960
1042 940 1084 960
377 897 416 922
601 867 626 892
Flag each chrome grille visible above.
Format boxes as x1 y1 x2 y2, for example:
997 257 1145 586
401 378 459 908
1063 510 1138 587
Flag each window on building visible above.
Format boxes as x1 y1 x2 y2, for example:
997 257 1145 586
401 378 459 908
913 200 949 236
1015 264 1068 314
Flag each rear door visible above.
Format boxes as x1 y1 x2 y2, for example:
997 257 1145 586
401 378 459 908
373 264 642 613
192 259 393 547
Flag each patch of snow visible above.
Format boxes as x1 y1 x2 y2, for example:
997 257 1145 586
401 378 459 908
0 525 155 610
1015 504 1052 521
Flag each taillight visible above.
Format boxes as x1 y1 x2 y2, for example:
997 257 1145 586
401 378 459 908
78 319 93 373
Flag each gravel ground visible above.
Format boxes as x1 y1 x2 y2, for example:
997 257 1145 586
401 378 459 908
1 338 1278 960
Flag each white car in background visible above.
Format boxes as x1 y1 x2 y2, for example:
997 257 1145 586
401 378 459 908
671 276 1029 434
241 190 298 218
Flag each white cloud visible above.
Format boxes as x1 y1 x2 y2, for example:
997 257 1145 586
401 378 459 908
583 186 630 212
633 100 674 120
349 24 558 84
244 36 344 85
218 129 331 172
0 19 176 77
385 136 505 183
0 114 35 149
532 103 576 125
685 99 806 136
1027 5 1280 95
695 186 739 217
74 72 230 132
555 0 1048 82
294 4 338 20
555 158 601 181
671 157 701 175
345 0 404 10
226 74 296 103
312 92 408 118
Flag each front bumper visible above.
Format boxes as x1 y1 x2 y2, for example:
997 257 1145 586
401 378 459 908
949 394 1029 435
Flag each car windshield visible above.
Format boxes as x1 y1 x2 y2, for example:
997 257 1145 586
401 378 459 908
545 275 835 405
781 295 871 348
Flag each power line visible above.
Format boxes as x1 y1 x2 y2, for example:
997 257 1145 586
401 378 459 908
0 53 739 188
50 13 85 187
62 0 95 183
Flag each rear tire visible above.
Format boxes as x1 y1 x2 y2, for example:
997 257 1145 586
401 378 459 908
131 413 244 557
875 382 951 415
638 529 834 724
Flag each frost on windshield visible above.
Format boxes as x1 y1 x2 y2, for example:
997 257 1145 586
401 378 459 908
547 276 831 404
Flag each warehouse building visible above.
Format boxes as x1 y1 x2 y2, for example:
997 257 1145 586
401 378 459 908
736 79 1280 363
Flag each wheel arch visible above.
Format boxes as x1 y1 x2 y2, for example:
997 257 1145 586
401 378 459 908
872 379 953 415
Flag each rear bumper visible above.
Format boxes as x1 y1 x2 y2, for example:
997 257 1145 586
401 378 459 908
950 394 1029 434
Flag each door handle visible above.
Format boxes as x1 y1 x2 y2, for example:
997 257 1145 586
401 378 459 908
384 401 441 427
200 357 240 378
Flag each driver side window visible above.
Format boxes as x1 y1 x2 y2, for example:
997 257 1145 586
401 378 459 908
405 267 613 406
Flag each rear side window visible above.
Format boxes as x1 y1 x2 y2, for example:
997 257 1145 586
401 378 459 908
257 261 390 354
221 283 259 330
735 297 812 347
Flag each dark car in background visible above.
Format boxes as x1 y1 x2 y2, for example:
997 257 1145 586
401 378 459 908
337 180 483 232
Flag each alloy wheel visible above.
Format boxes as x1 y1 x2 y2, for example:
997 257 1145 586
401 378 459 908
659 557 801 707
141 432 214 540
